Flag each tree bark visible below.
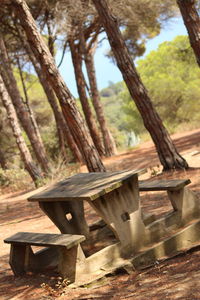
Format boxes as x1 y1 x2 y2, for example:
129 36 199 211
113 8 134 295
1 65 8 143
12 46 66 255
83 39 118 156
0 74 42 184
0 148 8 169
17 55 52 163
23 39 83 163
177 0 200 67
92 0 188 170
11 0 106 172
69 38 105 157
0 35 50 174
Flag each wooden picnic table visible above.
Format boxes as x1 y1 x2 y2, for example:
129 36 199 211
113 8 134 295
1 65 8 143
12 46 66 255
28 169 146 254
8 171 199 283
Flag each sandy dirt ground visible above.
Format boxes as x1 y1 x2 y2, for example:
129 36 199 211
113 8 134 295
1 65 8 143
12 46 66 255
1 129 200 300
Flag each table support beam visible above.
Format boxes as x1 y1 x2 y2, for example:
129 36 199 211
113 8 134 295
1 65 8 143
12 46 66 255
39 201 89 238
88 177 147 256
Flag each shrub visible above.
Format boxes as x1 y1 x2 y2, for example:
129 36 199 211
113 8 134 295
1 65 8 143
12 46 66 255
0 168 34 193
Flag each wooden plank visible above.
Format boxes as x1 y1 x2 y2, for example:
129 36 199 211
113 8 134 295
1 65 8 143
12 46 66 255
28 170 143 202
9 244 27 276
139 179 191 191
4 232 85 249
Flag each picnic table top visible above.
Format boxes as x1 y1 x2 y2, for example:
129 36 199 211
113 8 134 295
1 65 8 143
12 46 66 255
28 169 142 202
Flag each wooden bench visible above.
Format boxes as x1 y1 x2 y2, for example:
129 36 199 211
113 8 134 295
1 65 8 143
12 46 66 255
138 179 200 222
4 232 86 282
139 179 191 191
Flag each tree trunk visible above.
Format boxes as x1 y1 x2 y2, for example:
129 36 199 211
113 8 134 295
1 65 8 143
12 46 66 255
0 35 50 174
0 74 42 185
23 39 83 163
34 69 83 163
14 20 69 161
11 0 106 173
0 148 8 169
92 0 188 170
69 39 105 157
177 0 200 67
17 55 52 163
83 41 117 156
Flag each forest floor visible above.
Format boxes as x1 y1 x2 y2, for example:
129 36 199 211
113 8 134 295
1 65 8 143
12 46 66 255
1 128 200 300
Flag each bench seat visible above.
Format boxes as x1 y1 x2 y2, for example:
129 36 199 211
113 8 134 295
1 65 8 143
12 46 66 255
4 232 85 249
4 232 86 281
138 178 200 222
139 179 191 192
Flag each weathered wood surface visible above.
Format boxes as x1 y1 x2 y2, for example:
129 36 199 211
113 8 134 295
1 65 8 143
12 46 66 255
88 175 146 255
139 179 191 191
4 232 85 249
28 170 142 202
39 201 90 237
4 232 86 279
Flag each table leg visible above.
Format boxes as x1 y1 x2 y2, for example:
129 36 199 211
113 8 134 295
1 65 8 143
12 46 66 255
88 176 146 255
39 200 89 238
168 187 200 222
58 244 85 282
9 244 27 275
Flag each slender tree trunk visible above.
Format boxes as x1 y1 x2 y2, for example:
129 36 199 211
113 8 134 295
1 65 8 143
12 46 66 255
17 56 51 162
0 120 8 169
177 0 200 67
14 20 70 161
0 148 7 169
23 39 83 163
0 74 42 185
11 0 106 172
0 35 50 174
69 39 105 157
92 0 188 170
45 9 56 58
83 40 117 156
34 68 83 163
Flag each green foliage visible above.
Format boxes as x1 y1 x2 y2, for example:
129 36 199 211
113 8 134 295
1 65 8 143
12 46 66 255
120 85 144 135
107 0 177 59
0 102 17 166
0 169 10 186
0 68 62 173
122 35 200 133
100 81 124 98
45 159 80 184
15 69 63 160
41 125 62 161
101 82 139 149
15 69 53 127
100 80 145 150
0 168 34 191
101 36 200 147
0 160 80 192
